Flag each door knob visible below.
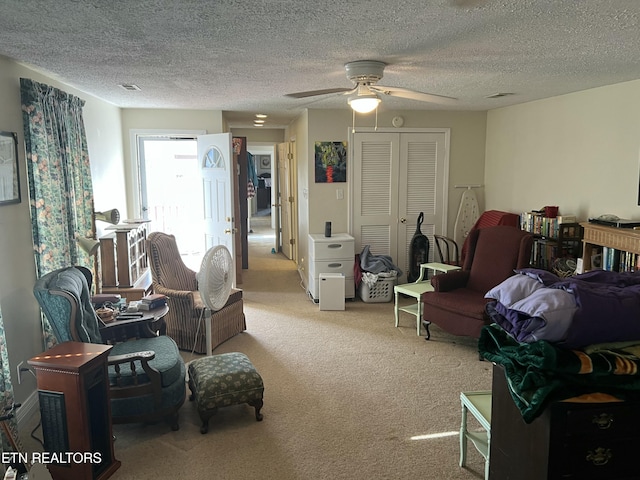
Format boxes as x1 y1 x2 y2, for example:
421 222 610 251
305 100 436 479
400 218 407 224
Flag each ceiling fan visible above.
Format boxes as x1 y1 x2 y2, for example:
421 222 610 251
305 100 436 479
285 60 457 113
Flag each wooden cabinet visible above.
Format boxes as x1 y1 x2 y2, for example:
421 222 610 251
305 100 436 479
490 364 639 480
257 186 271 210
99 222 152 300
28 342 120 480
100 269 152 302
581 222 640 272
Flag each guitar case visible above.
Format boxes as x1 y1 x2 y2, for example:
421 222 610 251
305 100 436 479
407 212 430 282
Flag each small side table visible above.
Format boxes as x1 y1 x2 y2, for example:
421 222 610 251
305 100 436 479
460 391 492 480
394 262 461 335
99 305 169 344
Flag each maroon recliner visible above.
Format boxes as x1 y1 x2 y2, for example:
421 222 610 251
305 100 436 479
422 225 533 340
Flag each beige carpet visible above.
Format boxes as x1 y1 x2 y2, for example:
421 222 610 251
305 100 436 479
28 217 494 479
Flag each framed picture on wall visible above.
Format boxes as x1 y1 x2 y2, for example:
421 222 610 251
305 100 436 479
315 141 347 183
0 131 20 205
257 155 271 173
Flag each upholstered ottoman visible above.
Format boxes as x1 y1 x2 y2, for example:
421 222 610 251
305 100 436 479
188 352 264 434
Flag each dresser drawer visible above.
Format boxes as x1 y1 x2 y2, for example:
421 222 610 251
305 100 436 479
308 233 354 260
309 259 353 278
552 436 637 479
560 402 639 437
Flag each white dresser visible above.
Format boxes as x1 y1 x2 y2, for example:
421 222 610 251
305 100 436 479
308 233 355 301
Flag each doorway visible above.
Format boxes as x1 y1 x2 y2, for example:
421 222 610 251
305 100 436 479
136 134 289 272
247 146 276 253
137 135 204 270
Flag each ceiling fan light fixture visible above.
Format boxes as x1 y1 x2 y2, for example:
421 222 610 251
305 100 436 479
348 95 381 114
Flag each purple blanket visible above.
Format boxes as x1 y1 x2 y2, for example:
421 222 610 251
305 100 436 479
486 268 640 349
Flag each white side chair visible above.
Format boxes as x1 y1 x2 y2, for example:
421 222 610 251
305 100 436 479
393 262 461 335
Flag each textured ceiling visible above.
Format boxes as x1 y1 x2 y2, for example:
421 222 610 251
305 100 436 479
1 0 639 128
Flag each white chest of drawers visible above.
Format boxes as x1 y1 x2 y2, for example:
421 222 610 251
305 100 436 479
308 233 355 301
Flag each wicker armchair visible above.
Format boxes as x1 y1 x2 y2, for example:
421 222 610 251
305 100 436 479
146 232 246 354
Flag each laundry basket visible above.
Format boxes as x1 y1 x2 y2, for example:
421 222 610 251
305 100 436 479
358 275 397 303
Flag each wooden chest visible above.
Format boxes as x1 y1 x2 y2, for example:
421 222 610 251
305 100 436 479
490 364 640 479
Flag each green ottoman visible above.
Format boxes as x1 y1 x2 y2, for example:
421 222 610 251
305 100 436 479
188 352 264 434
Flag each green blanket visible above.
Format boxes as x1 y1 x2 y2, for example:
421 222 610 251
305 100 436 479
478 324 640 423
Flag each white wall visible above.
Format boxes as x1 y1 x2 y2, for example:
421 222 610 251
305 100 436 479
485 79 640 221
231 128 285 144
0 56 124 408
294 108 487 285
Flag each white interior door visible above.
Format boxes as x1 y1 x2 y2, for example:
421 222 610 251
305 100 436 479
197 133 236 284
270 152 281 255
398 132 448 279
277 142 293 259
352 133 400 261
352 131 448 282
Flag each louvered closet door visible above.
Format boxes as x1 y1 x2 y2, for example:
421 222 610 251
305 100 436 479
353 132 447 282
353 133 400 265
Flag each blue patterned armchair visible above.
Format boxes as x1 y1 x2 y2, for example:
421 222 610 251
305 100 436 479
33 266 186 430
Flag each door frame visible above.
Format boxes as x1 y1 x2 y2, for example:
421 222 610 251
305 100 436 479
347 127 450 278
128 129 206 219
248 143 279 253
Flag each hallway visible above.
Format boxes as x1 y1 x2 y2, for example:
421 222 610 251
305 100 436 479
243 215 299 288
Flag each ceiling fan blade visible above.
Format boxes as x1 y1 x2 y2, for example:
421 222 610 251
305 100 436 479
370 85 458 105
285 87 353 99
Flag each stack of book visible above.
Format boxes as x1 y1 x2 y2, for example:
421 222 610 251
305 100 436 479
520 211 576 238
139 293 168 310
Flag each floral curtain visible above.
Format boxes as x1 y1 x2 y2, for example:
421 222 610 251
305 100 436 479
20 78 95 348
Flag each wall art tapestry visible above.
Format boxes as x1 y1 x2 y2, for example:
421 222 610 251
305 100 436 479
315 141 347 183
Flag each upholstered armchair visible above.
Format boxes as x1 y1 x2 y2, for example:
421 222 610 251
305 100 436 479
33 266 186 429
146 232 246 354
458 209 520 265
422 225 533 340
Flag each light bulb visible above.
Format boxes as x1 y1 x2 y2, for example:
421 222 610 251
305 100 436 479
348 96 381 114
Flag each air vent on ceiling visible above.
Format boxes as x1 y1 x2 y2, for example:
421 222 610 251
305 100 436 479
485 92 514 99
118 83 141 91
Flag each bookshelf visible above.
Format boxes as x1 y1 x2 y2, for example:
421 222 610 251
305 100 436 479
521 212 583 271
99 221 152 300
581 222 640 272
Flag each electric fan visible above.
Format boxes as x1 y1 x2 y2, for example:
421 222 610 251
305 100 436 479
193 245 234 355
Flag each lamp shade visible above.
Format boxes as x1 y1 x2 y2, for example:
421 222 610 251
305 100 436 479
77 236 100 256
348 95 381 114
94 209 120 225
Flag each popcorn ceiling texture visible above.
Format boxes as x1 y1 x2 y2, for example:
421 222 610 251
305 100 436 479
0 0 638 127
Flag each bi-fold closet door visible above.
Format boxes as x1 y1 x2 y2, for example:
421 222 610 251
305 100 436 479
351 131 448 283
